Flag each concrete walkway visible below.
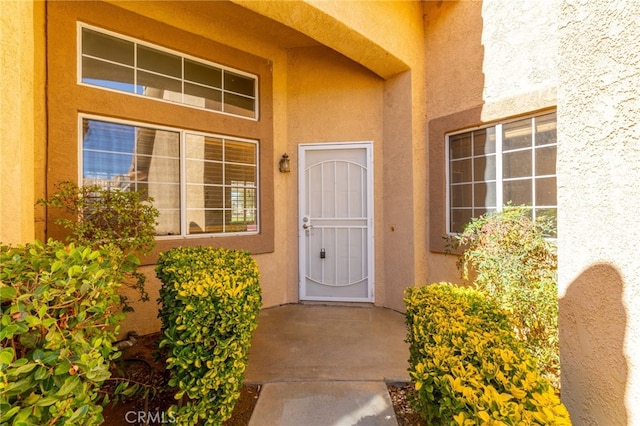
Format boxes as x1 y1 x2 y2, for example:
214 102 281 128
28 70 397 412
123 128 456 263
244 304 411 426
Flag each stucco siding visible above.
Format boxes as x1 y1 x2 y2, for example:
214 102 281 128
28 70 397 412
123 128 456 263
558 1 640 423
0 1 45 245
479 0 558 122
425 0 559 284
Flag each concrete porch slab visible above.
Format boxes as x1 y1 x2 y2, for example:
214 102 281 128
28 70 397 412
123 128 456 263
244 304 411 383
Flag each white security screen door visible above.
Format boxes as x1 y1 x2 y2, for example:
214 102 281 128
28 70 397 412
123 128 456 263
299 142 374 302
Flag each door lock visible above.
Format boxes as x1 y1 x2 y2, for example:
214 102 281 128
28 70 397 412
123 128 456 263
302 216 313 230
320 248 326 259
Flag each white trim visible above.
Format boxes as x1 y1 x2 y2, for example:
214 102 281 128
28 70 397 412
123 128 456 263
298 142 375 303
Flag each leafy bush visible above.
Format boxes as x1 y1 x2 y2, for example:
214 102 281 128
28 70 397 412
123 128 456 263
452 206 559 383
0 240 131 426
38 181 160 308
156 247 262 425
404 284 570 425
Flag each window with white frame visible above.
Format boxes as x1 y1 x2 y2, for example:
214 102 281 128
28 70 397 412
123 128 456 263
80 25 258 119
447 112 557 235
81 117 258 236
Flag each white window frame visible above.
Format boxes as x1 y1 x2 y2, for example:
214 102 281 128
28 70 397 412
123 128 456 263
445 112 557 235
77 23 259 121
78 114 260 239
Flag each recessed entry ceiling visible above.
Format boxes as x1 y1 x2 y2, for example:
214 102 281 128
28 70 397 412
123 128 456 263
168 0 321 49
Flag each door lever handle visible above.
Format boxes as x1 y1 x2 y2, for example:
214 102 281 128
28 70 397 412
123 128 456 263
302 216 312 230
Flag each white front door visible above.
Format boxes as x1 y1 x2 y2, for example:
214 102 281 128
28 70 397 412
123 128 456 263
298 142 374 302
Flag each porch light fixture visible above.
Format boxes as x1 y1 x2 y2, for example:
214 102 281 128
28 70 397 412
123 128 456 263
279 153 291 173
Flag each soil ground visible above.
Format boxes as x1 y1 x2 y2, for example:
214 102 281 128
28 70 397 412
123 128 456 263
101 333 425 425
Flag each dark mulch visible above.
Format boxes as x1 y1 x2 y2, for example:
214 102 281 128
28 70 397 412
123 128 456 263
101 333 424 425
387 382 427 426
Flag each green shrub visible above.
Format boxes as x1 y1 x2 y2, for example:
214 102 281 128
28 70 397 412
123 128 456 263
453 206 559 383
404 283 570 425
0 240 131 426
37 181 160 307
156 247 262 425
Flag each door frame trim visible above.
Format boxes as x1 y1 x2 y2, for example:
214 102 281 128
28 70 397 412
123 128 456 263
298 141 374 302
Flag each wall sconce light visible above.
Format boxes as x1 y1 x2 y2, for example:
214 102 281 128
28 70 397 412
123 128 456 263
279 153 291 173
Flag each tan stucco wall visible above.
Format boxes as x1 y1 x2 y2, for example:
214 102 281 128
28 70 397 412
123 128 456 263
425 0 559 284
558 1 640 423
0 1 46 245
78 0 426 335
238 0 427 312
232 0 411 79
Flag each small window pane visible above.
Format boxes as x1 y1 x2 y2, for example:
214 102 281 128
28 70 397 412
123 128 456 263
535 146 556 176
473 129 495 155
451 209 473 234
82 28 134 66
137 45 181 78
474 182 496 208
535 177 557 206
82 57 136 92
83 120 134 153
83 151 132 179
142 156 180 184
149 183 180 209
224 71 255 96
225 140 257 164
225 164 256 184
185 59 222 88
503 179 532 205
184 83 222 110
185 135 223 161
230 185 257 226
156 209 180 236
449 133 471 159
224 93 255 118
186 159 223 185
450 159 471 184
474 155 496 181
186 185 224 209
137 71 182 98
536 112 557 146
187 210 224 234
451 184 472 207
503 149 532 179
503 118 532 151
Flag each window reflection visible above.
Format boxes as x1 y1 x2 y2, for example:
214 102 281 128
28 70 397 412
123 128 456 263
80 26 257 119
447 113 557 234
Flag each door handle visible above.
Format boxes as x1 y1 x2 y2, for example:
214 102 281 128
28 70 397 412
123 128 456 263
302 216 312 230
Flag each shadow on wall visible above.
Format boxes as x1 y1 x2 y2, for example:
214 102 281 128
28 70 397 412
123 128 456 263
560 263 628 424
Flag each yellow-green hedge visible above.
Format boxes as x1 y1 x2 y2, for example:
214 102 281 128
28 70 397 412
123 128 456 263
156 247 262 425
404 283 570 425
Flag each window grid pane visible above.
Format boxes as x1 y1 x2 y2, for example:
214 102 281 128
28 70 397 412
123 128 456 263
447 113 556 235
81 117 258 237
185 133 258 235
80 26 257 119
448 128 497 233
